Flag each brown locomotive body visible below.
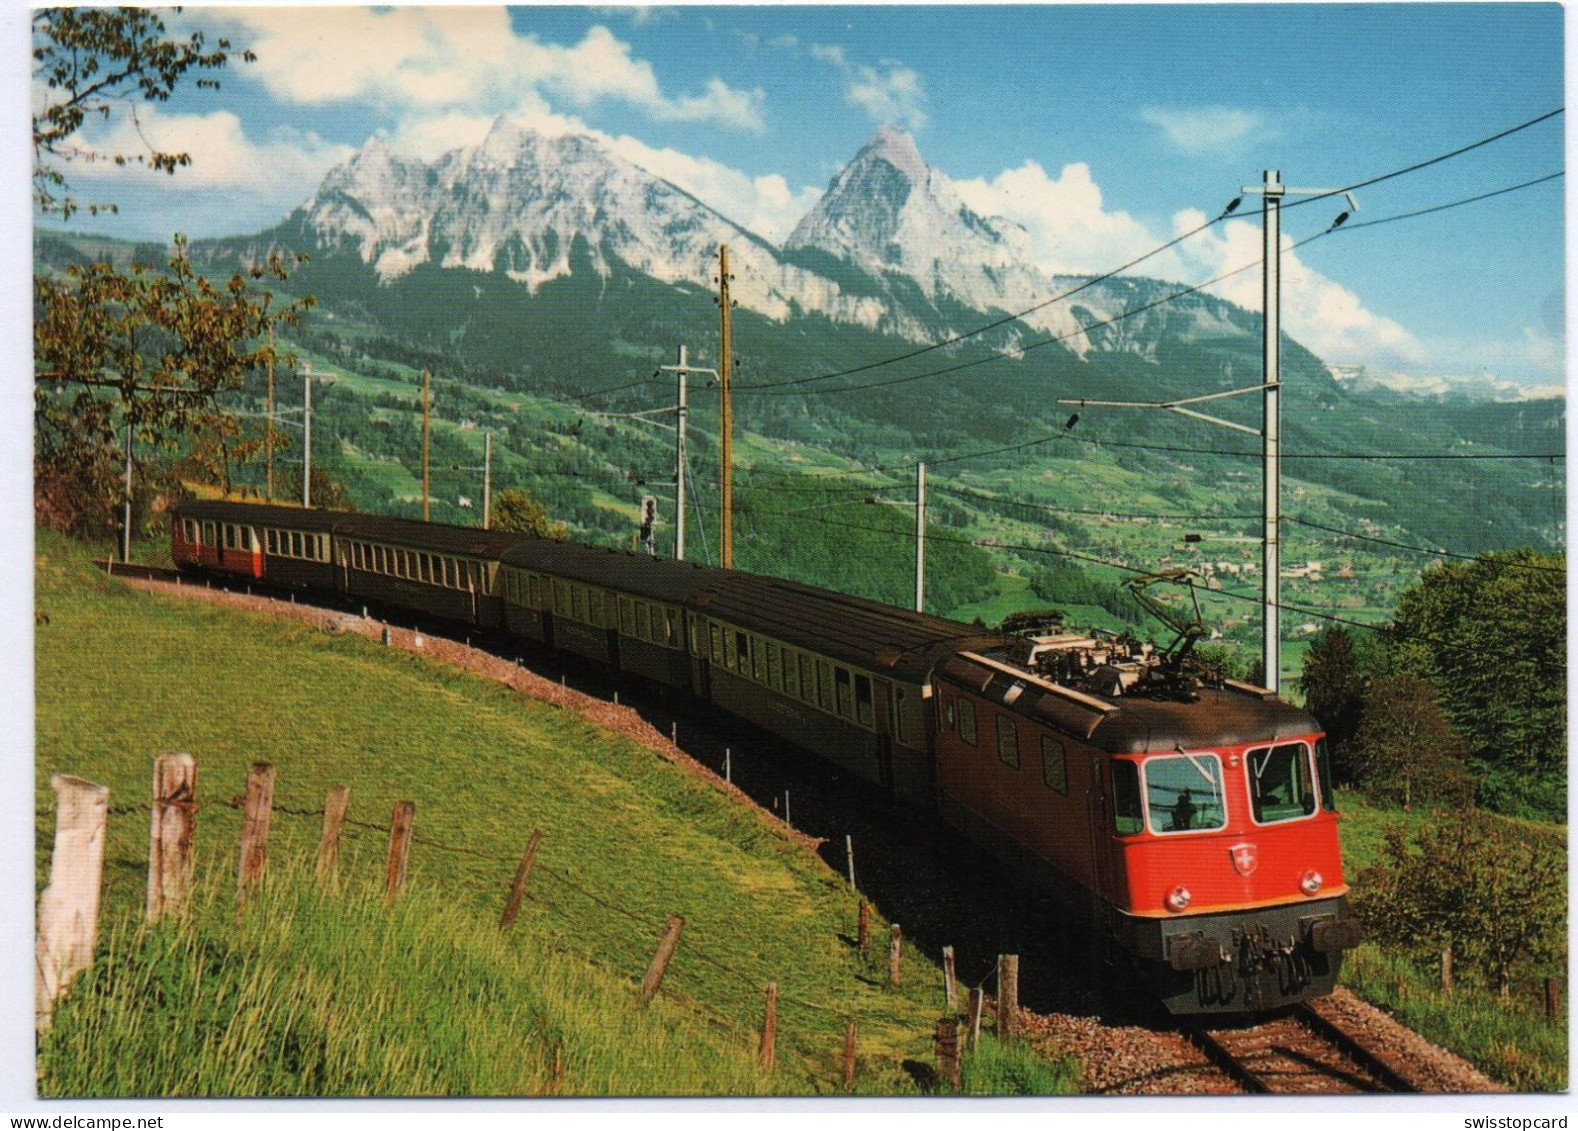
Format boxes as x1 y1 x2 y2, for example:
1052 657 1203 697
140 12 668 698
172 499 1361 1013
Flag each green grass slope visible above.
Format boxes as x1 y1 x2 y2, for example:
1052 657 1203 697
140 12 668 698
34 532 1074 1097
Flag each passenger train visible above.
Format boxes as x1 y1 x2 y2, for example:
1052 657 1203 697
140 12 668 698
172 498 1361 1014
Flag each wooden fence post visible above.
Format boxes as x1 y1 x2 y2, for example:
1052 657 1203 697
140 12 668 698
857 900 870 950
383 801 415 906
147 753 196 923
845 834 856 890
639 915 685 1005
377 798 413 902
1440 947 1454 994
500 830 544 930
997 954 1020 1041
315 786 350 890
758 982 777 1072
935 1017 962 1091
889 923 903 988
942 945 958 1009
1545 976 1562 1023
966 987 984 1049
842 1020 857 1092
237 762 276 904
35 776 109 1032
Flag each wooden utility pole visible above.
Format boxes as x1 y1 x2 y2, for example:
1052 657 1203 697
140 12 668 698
421 368 432 522
265 325 275 502
717 245 733 568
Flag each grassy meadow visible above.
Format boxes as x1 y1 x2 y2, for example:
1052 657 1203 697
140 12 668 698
35 531 1074 1097
1335 795 1568 1092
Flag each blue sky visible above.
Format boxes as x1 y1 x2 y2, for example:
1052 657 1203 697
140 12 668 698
34 3 1568 391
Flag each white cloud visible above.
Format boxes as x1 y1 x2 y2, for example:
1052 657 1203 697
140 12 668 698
810 43 927 130
65 106 353 194
224 10 764 132
955 159 1190 279
957 156 1430 372
1172 210 1430 370
604 134 822 244
1141 106 1273 155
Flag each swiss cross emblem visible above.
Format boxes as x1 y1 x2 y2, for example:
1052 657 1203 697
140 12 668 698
1229 842 1259 877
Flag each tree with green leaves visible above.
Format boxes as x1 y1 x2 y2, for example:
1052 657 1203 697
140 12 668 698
32 10 317 536
1388 551 1565 817
491 488 565 539
33 7 253 220
1350 673 1472 811
1356 815 1565 997
35 237 314 534
1297 626 1366 781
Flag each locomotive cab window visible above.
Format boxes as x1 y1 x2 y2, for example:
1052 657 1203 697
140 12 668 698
1110 760 1144 836
958 698 977 746
1246 743 1318 824
1143 753 1227 834
1314 737 1338 812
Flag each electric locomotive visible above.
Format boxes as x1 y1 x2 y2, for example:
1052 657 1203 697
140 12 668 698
169 499 1362 1014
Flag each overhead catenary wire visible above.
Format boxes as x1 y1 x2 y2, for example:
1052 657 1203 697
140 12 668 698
737 502 1556 645
733 107 1564 396
740 157 1570 404
1286 516 1567 573
733 211 1236 392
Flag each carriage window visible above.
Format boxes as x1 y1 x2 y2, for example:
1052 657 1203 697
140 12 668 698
833 667 853 719
958 698 977 746
854 675 874 728
709 624 723 665
1111 761 1144 836
766 644 781 689
636 602 651 641
571 586 586 622
753 639 767 684
266 529 278 555
784 650 799 698
222 525 234 550
688 614 699 654
1143 753 1227 834
619 597 634 635
1246 743 1318 824
1314 738 1338 812
996 715 1020 768
800 655 815 703
894 689 907 744
817 661 834 711
1042 737 1067 793
734 632 750 674
664 609 678 648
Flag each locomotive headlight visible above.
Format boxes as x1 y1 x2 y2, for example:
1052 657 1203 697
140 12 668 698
1165 885 1192 912
1300 870 1324 895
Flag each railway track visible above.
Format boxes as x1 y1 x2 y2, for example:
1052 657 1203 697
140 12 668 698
1186 1004 1417 1094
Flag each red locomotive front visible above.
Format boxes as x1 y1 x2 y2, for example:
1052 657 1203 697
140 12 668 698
933 622 1362 1014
